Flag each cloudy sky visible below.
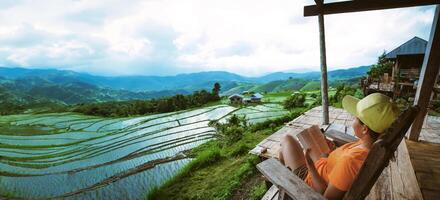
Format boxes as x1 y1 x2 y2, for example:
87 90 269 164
0 0 436 76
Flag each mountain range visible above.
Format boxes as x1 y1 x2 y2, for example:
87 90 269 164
0 66 370 107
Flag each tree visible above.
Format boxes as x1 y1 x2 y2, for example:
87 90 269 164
212 82 221 100
283 93 306 110
73 87 222 117
367 52 394 80
330 84 357 108
209 114 247 145
227 114 241 126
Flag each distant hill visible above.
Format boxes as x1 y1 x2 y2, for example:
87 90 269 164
0 68 248 92
328 66 371 79
0 66 370 93
250 79 308 93
254 71 320 83
0 77 190 106
254 66 370 82
300 81 321 91
223 76 364 95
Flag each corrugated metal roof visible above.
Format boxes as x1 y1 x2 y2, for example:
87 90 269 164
252 93 264 99
385 37 428 59
228 94 243 99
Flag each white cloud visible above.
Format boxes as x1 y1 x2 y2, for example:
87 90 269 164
0 0 436 76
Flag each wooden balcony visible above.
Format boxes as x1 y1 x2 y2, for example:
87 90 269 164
250 106 440 199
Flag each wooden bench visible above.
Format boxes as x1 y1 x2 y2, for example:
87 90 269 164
257 106 419 200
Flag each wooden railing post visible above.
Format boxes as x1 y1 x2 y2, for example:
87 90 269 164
315 0 330 125
409 5 440 141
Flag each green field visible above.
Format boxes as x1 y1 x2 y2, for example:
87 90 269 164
0 104 287 199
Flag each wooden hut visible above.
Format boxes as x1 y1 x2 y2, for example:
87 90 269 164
252 0 440 199
228 94 244 104
388 37 428 98
362 37 429 97
387 37 440 101
250 93 264 103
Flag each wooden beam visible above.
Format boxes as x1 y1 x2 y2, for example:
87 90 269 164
409 5 440 141
257 158 326 200
315 0 330 125
304 0 440 17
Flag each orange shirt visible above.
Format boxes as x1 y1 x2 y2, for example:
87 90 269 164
305 140 369 191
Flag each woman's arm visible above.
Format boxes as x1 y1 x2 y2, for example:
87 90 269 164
304 152 346 200
304 149 327 194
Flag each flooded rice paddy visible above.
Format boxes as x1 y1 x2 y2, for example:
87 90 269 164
0 104 287 199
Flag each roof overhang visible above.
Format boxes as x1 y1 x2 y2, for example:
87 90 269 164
304 0 440 17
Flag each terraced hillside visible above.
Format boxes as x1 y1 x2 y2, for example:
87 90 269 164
0 104 287 199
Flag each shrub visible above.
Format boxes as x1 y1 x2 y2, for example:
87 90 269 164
223 126 245 144
283 93 306 109
228 114 241 126
189 147 223 170
354 88 364 99
330 84 357 108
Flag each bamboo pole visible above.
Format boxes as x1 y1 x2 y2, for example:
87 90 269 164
316 0 330 125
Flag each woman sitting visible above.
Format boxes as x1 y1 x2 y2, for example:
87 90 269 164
279 93 399 200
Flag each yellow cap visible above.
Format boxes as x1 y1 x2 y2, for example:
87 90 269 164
342 93 400 133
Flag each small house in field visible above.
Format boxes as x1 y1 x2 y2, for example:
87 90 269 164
250 93 264 103
228 94 243 104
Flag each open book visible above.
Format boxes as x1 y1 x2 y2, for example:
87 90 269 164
297 125 331 162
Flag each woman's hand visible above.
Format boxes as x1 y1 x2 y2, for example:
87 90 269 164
326 138 336 151
304 148 315 170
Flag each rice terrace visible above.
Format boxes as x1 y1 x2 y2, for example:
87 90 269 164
0 104 287 199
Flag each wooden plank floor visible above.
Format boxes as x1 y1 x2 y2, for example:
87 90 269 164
419 115 440 144
407 140 440 200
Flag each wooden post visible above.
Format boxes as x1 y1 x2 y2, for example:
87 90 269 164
393 60 400 99
409 5 440 141
316 0 330 125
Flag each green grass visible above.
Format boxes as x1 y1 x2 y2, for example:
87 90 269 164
300 81 320 91
263 92 292 97
147 108 306 200
248 181 267 200
203 100 225 107
146 135 266 200
262 92 292 103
